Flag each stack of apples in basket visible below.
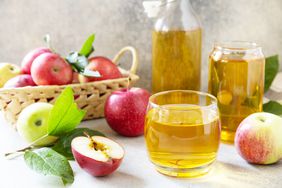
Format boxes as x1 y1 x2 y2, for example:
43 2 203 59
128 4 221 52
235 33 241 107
0 48 123 88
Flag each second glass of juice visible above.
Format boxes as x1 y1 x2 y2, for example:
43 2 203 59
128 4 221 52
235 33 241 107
145 90 220 177
208 41 265 143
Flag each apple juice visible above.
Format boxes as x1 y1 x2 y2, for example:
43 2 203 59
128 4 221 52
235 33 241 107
152 29 202 93
144 104 220 177
208 54 265 143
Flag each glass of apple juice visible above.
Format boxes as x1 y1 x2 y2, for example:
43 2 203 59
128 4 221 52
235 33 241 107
208 41 265 143
144 90 220 178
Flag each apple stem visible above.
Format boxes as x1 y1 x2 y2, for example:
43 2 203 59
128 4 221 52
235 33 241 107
83 132 98 150
258 117 266 123
127 76 131 90
4 146 34 159
44 34 55 53
4 134 49 159
27 134 50 147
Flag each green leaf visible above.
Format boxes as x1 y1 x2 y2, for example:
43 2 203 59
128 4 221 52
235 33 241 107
24 148 74 185
52 128 105 160
66 52 88 73
65 34 100 77
48 87 86 136
263 101 282 116
83 68 101 77
79 34 95 57
65 52 100 78
265 55 279 92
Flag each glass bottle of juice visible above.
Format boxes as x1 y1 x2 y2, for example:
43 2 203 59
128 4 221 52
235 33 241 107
151 0 202 93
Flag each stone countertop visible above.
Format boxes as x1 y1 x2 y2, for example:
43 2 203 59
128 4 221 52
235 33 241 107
0 117 281 188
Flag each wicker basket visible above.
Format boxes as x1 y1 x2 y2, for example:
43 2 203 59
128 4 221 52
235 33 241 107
0 46 139 127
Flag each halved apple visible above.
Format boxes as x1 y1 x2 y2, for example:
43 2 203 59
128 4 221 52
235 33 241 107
71 136 124 177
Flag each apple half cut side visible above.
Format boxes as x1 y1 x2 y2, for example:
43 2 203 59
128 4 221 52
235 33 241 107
71 136 124 177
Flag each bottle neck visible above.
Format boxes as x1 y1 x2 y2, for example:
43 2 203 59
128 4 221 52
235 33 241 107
165 0 192 8
155 0 201 31
164 0 193 15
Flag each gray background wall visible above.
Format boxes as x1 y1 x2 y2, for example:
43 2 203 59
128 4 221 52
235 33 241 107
0 0 281 91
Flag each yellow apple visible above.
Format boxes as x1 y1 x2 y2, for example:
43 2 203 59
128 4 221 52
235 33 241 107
0 63 21 87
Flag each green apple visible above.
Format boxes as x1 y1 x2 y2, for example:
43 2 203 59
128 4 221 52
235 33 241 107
16 102 57 146
0 63 21 87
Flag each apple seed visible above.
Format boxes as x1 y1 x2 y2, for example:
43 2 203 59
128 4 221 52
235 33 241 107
83 132 111 160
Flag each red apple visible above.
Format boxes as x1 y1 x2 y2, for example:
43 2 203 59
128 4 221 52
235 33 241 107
31 53 73 85
78 56 122 83
71 136 124 177
4 74 36 88
21 47 52 74
72 72 79 84
105 87 150 137
235 112 282 165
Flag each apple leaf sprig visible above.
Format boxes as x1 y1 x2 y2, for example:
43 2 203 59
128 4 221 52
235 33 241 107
263 55 282 116
24 148 74 185
43 33 100 77
23 128 104 185
5 87 105 185
66 34 101 77
48 87 85 136
264 55 279 92
263 101 282 115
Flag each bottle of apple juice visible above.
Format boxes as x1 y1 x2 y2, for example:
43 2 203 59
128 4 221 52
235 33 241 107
151 0 202 93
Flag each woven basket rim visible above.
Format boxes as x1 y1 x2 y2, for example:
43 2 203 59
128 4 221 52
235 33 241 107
0 68 139 93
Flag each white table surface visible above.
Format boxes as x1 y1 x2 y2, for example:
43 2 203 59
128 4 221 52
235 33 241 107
1 73 282 188
0 115 282 188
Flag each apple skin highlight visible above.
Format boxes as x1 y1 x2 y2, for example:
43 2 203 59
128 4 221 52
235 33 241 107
235 112 282 165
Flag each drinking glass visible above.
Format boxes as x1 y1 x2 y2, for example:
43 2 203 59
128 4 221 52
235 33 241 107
144 90 220 177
